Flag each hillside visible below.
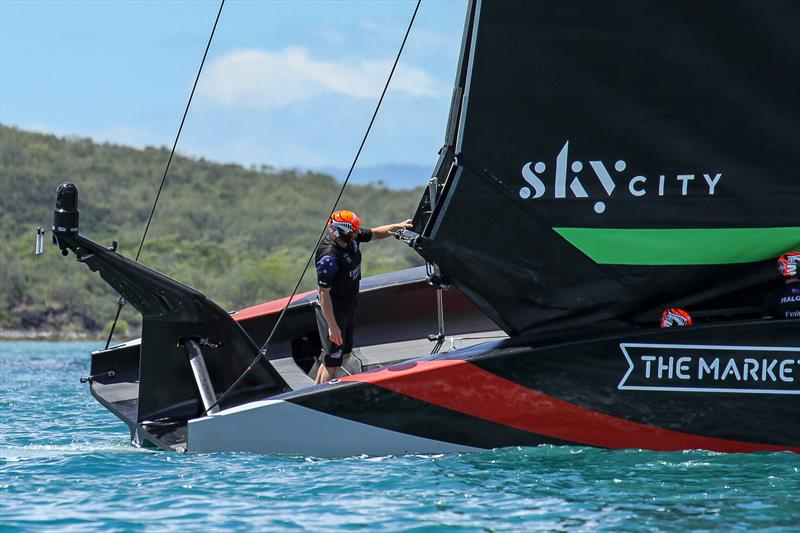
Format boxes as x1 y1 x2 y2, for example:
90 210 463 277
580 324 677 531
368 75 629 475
0 125 425 337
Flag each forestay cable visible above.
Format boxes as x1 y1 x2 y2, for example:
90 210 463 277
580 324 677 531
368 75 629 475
203 0 423 415
105 0 226 349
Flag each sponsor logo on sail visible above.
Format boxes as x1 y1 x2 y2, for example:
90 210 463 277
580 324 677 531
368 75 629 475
618 343 800 394
520 141 722 214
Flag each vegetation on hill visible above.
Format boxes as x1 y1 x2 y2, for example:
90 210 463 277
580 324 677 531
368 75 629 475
0 125 425 337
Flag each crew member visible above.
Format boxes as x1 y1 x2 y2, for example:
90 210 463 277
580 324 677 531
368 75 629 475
314 210 412 383
660 307 692 328
764 251 800 319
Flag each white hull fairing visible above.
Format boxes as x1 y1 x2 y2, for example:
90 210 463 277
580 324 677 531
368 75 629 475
187 398 482 456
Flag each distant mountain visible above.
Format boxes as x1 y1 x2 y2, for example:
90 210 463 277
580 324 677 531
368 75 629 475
314 164 433 190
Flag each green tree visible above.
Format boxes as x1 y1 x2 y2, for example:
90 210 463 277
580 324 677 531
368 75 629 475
0 125 424 336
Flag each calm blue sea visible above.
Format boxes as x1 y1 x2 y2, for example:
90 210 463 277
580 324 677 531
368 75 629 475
1 341 798 532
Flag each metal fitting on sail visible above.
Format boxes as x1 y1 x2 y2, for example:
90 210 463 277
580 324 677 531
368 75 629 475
426 262 450 291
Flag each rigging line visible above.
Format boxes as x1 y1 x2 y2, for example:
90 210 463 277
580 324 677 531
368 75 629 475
104 0 226 350
203 0 422 416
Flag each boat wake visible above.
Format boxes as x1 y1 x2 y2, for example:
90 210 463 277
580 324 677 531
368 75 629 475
0 441 150 462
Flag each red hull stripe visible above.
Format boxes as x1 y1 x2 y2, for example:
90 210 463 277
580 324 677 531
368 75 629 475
342 360 799 453
232 290 316 322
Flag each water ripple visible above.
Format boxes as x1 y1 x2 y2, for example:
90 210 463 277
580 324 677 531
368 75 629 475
1 341 798 531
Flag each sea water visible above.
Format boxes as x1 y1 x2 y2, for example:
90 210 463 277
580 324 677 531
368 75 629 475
1 341 798 532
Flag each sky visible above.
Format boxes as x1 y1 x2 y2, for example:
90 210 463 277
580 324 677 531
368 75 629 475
0 0 468 186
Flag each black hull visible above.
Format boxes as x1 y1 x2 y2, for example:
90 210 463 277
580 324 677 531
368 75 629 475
278 319 799 452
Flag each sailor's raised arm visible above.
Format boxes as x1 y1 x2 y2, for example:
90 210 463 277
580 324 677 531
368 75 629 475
370 219 413 240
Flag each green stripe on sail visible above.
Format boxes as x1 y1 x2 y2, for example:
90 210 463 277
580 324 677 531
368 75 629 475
553 227 800 265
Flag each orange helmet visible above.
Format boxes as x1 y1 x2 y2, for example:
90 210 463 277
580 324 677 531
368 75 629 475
660 308 692 328
328 210 361 239
777 251 800 278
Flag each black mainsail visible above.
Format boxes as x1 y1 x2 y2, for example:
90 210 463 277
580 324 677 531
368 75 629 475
415 0 800 336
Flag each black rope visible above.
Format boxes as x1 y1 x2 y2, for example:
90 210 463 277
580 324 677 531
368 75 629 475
203 0 422 415
105 0 226 349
